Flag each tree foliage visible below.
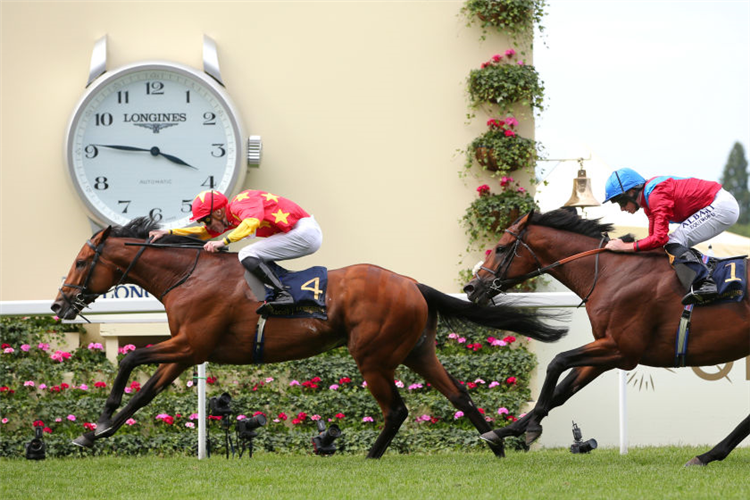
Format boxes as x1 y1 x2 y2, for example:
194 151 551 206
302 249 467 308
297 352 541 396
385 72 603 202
720 142 750 225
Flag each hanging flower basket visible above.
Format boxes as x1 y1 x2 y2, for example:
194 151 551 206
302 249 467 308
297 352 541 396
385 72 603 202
461 0 547 42
464 116 538 176
467 50 545 113
462 178 538 250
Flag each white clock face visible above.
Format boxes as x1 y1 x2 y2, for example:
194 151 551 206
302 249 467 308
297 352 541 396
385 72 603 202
66 62 245 230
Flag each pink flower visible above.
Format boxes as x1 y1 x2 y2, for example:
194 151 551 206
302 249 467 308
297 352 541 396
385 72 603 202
311 414 322 421
477 184 491 196
185 422 195 428
498 407 509 415
1 418 8 424
3 347 14 354
395 380 404 388
20 344 30 352
474 378 486 385
500 176 514 187
485 248 493 257
24 381 35 387
289 380 300 386
408 383 423 390
38 384 47 390
265 377 274 383
189 413 199 420
457 337 466 344
517 186 526 194
78 384 89 391
87 342 104 351
454 411 464 419
505 49 516 58
362 416 374 423
329 384 339 391
67 414 76 421
38 343 50 351
517 60 525 66
492 54 502 62
505 116 519 127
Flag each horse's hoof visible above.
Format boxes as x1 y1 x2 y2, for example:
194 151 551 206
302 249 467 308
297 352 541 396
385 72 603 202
480 430 503 446
94 423 111 437
72 432 95 448
684 457 706 467
525 427 543 446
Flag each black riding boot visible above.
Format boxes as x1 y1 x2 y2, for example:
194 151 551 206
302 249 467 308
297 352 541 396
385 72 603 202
241 257 295 310
665 243 718 306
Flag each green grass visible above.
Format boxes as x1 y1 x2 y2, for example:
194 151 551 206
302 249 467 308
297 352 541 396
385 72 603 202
2 447 748 500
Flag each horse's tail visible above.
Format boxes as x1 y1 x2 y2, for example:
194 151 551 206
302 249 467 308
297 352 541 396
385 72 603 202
416 283 567 343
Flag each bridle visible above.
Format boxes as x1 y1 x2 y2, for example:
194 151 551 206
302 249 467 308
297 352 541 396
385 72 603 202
479 227 609 307
57 236 152 322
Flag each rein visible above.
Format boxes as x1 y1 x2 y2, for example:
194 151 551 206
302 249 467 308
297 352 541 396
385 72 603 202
487 228 610 307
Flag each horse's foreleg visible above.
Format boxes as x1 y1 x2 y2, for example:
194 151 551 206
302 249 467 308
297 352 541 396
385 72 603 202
95 362 189 439
482 339 620 446
404 352 505 458
686 413 750 467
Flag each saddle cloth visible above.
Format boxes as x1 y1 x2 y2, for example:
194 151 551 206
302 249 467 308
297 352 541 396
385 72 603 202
704 255 747 304
255 262 328 319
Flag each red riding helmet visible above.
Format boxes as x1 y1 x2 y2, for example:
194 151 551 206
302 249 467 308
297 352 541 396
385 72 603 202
190 190 228 221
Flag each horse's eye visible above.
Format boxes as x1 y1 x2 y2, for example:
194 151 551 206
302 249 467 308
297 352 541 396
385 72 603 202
495 246 505 254
76 260 86 269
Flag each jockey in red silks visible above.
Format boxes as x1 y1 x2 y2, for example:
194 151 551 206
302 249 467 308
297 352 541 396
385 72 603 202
150 189 322 309
603 168 739 305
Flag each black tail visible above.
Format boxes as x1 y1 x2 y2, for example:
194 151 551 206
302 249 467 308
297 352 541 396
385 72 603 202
416 284 567 343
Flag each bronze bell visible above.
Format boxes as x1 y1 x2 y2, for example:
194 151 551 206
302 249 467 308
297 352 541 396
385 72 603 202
564 168 600 207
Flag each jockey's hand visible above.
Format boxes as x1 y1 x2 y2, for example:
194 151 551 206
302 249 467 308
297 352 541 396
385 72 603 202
605 238 635 252
203 240 226 253
149 230 169 242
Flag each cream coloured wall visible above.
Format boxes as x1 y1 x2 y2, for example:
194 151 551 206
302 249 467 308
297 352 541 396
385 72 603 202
0 1 534 301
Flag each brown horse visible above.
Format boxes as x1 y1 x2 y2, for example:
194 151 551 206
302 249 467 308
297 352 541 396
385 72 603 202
51 217 567 458
464 208 750 466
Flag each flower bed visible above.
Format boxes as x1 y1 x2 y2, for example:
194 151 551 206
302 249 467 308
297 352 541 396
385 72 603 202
0 316 537 457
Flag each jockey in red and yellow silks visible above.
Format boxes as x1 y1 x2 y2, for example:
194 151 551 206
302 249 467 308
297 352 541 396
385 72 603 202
603 168 739 305
150 189 322 311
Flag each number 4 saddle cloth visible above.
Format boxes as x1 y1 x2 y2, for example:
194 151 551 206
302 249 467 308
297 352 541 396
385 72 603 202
258 262 328 320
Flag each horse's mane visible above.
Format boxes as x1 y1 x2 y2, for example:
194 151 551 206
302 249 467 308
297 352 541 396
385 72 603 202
529 207 614 239
105 217 205 246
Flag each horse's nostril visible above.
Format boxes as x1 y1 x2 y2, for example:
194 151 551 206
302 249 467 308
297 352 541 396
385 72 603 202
463 284 475 294
50 303 61 314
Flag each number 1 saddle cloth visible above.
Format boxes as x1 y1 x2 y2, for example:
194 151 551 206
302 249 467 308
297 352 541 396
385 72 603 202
704 255 747 304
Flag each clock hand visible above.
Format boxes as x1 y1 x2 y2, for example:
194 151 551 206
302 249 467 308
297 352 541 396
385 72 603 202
93 144 198 170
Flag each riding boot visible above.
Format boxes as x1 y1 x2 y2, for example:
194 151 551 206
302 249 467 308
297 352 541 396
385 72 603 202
665 244 718 305
241 257 295 310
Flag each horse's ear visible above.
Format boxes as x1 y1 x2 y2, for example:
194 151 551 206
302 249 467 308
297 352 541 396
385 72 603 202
100 225 112 242
517 209 534 230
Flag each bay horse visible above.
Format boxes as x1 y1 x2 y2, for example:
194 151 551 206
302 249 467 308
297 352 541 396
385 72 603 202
51 217 567 458
464 208 750 466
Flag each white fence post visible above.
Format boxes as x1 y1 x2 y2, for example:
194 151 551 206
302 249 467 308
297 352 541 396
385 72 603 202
197 362 207 459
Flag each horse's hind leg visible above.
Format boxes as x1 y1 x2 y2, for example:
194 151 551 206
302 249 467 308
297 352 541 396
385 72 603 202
359 367 408 459
404 349 505 458
686 413 750 467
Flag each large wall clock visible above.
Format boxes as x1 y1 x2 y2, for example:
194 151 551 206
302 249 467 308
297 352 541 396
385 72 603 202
65 35 261 230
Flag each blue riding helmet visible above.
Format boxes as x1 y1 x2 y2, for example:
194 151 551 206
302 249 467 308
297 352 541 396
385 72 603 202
604 168 646 203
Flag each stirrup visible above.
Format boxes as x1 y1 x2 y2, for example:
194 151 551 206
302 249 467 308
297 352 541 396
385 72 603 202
681 285 718 306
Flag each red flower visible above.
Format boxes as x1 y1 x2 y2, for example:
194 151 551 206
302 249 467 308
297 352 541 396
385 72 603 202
61 383 70 390
310 376 322 383
50 385 61 392
430 417 440 424
339 377 352 384
1 343 10 349
94 381 107 389
477 184 491 197
43 427 52 434
206 376 217 385
0 386 9 392
504 129 516 137
335 413 345 419
278 412 288 421
506 376 517 385
130 381 141 392
503 335 516 343
296 412 308 421
292 418 303 425
467 382 477 389
506 415 518 422
500 176 514 188
253 411 266 417
162 416 175 425
33 420 44 427
477 408 485 414
83 422 96 431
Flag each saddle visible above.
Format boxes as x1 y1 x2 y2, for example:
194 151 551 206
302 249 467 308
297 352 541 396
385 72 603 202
244 262 328 320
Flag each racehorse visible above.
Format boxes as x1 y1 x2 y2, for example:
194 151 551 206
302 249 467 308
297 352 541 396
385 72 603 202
463 208 750 466
51 217 567 458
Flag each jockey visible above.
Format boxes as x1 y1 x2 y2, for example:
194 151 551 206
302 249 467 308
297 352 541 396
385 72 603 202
603 168 739 305
150 189 322 310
